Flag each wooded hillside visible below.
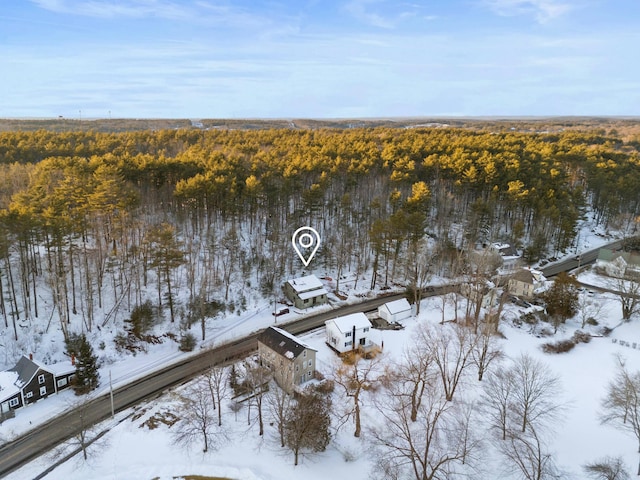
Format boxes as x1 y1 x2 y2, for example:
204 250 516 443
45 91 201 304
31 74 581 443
0 124 638 349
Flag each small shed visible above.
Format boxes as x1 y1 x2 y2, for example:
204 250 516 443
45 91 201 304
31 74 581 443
325 312 373 354
283 274 328 309
378 298 412 323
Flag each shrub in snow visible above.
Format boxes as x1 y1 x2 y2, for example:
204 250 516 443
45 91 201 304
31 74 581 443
179 333 197 352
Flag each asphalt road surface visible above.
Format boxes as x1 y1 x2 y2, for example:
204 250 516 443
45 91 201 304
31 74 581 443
1 288 440 478
0 234 630 478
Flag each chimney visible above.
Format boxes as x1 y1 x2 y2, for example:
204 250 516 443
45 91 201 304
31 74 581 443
352 325 356 351
71 355 75 366
29 353 33 361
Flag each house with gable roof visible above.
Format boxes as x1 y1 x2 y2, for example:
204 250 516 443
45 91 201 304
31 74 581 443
0 355 75 419
508 268 545 299
596 248 640 280
283 274 328 309
257 327 317 394
378 298 412 323
325 312 374 354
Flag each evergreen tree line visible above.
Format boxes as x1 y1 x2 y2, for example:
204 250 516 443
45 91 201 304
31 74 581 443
0 127 638 347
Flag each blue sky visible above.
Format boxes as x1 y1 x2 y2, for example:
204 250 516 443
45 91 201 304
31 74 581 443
1 0 639 118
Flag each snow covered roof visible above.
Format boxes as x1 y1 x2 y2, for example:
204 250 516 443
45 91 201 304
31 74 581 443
297 287 328 300
43 360 75 377
258 326 316 360
9 356 40 388
286 274 324 293
381 298 411 315
0 371 20 402
326 312 371 333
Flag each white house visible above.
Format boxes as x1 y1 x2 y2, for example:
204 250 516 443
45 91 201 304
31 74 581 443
325 312 374 354
596 249 640 280
283 274 328 309
378 298 412 323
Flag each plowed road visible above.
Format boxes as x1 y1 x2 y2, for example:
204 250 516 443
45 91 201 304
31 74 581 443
1 234 630 478
0 290 425 478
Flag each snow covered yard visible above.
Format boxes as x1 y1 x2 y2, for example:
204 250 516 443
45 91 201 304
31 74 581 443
6 283 640 480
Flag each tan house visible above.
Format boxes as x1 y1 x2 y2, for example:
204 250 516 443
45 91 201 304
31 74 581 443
283 275 328 309
257 327 317 394
508 268 545 299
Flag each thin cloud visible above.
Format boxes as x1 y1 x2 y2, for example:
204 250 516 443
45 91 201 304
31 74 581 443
344 0 427 29
482 0 574 23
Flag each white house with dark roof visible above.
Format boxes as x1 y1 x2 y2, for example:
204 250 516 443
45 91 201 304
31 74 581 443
257 327 317 394
283 274 328 309
325 312 374 354
378 298 412 323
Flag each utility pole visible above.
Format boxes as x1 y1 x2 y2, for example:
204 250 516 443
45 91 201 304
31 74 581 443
109 370 114 418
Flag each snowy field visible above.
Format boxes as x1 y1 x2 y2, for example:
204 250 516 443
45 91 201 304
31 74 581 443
6 280 640 480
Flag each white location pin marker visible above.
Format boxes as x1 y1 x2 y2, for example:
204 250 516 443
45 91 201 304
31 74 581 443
292 226 321 267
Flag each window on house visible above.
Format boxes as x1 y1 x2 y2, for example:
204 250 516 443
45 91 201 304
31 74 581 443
308 371 312 377
363 327 369 332
38 374 45 384
345 331 352 337
40 386 47 396
303 350 307 357
304 298 309 304
296 365 299 372
345 341 352 347
57 378 68 388
9 398 19 407
26 392 33 399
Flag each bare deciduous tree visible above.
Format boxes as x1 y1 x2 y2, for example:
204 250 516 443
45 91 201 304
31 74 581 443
600 356 640 475
332 351 384 437
609 277 640 321
471 323 504 381
419 322 477 401
173 378 221 453
483 354 562 440
395 340 435 422
267 378 294 447
204 364 228 427
371 380 481 480
499 423 560 480
244 361 271 436
284 386 331 466
583 456 630 480
482 367 515 441
511 353 562 434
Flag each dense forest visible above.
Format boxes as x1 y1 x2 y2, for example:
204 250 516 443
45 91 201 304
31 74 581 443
0 125 639 357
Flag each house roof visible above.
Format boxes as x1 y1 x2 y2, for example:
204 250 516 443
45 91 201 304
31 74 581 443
0 371 20 403
381 298 411 315
44 360 75 377
9 356 40 388
492 243 519 257
258 326 315 360
326 312 371 333
286 275 324 293
510 269 535 284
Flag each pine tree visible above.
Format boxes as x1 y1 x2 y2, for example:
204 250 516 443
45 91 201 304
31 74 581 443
66 333 100 395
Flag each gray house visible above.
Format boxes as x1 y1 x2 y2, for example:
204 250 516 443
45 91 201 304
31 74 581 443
283 274 328 309
0 355 75 419
257 327 317 394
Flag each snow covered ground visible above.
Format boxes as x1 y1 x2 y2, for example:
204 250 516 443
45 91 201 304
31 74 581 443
6 274 640 480
2 210 638 479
